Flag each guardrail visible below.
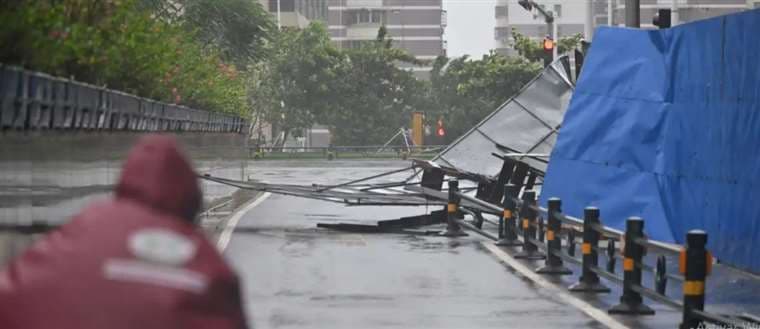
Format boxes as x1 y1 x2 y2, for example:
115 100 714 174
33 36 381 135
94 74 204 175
444 180 759 329
249 145 446 160
0 65 247 133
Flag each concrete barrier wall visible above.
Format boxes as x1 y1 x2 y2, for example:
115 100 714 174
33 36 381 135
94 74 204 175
0 133 250 225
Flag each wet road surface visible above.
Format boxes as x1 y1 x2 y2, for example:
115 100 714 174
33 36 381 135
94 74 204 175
225 160 606 329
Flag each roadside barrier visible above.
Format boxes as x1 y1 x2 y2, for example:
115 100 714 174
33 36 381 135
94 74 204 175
0 65 247 133
449 178 759 329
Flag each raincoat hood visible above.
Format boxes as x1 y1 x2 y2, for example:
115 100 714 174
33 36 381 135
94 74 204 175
116 135 201 222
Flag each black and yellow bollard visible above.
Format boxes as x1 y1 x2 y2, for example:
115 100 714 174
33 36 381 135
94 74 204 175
496 184 521 246
679 230 711 329
608 217 655 315
536 198 572 275
569 207 611 292
514 191 545 260
440 180 467 237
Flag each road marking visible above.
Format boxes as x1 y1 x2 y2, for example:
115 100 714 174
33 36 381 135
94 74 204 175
217 192 271 252
482 243 629 329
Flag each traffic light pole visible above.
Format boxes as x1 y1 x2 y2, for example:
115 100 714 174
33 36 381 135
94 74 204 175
518 1 557 61
551 19 557 60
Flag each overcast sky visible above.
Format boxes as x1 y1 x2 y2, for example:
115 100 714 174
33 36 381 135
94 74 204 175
443 0 497 58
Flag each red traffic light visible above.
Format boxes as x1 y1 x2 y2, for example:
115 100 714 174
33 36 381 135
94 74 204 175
543 37 554 52
436 119 445 137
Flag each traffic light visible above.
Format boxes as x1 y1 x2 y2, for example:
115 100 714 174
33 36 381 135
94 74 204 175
436 119 445 137
543 36 554 53
542 36 554 68
653 9 672 29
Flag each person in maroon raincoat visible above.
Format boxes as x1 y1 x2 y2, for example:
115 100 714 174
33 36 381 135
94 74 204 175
0 135 248 329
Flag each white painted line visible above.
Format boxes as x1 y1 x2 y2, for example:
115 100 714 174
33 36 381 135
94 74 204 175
216 192 271 252
482 243 629 329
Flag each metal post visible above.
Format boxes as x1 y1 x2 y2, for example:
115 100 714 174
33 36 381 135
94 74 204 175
679 230 710 329
538 216 545 243
441 180 467 237
514 191 545 260
276 0 282 30
608 0 614 26
671 0 679 26
585 0 594 41
537 198 572 275
551 19 558 60
609 217 655 315
625 0 640 28
496 184 521 246
607 238 617 273
569 207 610 292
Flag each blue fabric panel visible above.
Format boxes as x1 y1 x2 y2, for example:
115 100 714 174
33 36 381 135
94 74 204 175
541 9 760 273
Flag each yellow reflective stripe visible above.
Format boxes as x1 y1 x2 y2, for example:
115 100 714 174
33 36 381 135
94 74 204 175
546 230 555 241
447 203 457 213
683 280 705 296
582 243 592 255
503 209 512 219
623 258 634 271
522 219 529 229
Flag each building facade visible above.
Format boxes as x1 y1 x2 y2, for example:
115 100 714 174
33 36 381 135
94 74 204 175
614 0 756 28
495 0 757 56
259 0 328 28
327 0 447 78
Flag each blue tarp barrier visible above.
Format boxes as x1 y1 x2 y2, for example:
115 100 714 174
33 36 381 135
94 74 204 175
541 9 760 273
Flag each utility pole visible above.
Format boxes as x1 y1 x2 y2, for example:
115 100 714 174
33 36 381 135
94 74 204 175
277 0 282 30
608 0 614 26
585 0 594 41
625 0 640 28
671 0 679 26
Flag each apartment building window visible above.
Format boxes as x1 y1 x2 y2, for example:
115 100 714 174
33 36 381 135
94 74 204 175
495 5 508 18
351 9 385 24
494 27 511 40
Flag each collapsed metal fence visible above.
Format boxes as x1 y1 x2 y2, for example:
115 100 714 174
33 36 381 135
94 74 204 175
438 159 760 329
0 65 248 133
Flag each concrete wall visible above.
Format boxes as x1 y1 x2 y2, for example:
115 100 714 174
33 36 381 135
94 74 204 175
0 132 250 225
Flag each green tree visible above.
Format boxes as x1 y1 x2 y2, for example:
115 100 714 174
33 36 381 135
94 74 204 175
428 52 542 141
322 26 428 145
180 0 275 66
251 23 345 143
0 0 251 115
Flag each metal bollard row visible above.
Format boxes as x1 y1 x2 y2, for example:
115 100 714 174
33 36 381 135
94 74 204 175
480 188 723 327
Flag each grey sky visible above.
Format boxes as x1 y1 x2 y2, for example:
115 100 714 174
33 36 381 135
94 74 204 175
443 0 497 58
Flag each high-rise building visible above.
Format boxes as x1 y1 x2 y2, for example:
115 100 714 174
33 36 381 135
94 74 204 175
328 0 447 79
495 0 756 56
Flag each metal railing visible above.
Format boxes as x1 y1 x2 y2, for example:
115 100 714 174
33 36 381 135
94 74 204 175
249 145 446 159
443 180 759 329
0 65 247 133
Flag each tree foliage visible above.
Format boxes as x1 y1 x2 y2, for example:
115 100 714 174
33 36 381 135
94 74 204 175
0 0 272 115
427 53 542 141
180 0 275 65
